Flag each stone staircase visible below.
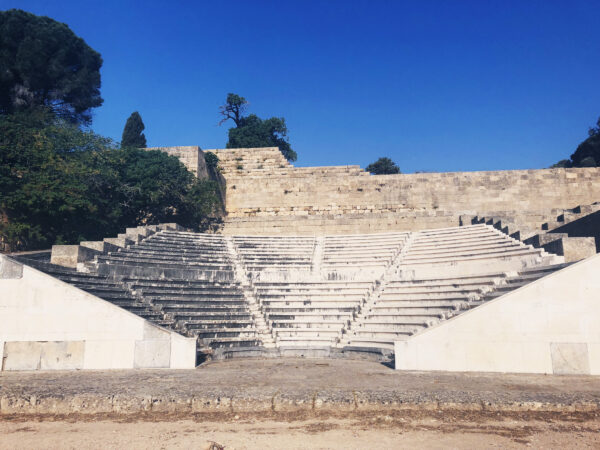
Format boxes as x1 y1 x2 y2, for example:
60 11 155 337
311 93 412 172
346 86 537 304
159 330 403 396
469 201 600 262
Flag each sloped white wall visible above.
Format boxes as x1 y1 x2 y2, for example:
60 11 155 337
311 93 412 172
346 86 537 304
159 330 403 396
0 255 196 371
395 254 600 374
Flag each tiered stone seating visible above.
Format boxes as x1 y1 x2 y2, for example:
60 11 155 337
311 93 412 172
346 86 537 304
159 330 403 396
26 222 572 358
44 230 262 352
343 272 506 349
254 280 374 347
322 232 409 272
343 263 568 350
398 225 557 275
127 278 261 349
232 236 315 272
101 231 262 350
94 231 236 281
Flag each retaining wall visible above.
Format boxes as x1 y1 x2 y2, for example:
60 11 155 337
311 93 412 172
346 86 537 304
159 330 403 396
0 255 196 370
394 253 600 375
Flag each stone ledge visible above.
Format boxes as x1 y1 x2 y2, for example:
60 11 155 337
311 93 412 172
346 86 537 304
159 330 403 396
0 359 599 416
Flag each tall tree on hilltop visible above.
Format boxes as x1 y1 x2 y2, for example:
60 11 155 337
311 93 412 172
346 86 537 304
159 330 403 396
366 157 401 175
219 93 297 161
121 111 147 148
0 9 103 124
218 93 248 127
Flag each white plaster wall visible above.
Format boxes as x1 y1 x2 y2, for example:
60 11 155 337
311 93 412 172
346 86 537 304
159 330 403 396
395 254 600 375
0 257 196 370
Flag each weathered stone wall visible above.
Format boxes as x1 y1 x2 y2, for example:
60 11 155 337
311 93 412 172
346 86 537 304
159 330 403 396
156 146 600 235
222 152 600 234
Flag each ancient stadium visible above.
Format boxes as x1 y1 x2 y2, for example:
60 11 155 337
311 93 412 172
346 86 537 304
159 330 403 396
2 145 599 375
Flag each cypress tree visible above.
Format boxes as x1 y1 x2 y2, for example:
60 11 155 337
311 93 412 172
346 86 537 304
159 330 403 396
121 111 147 148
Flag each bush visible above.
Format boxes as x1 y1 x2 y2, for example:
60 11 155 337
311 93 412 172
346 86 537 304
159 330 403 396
204 151 219 170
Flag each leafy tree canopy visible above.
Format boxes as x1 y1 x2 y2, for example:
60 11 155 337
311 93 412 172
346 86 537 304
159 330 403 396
219 93 297 161
570 117 600 168
0 109 219 251
218 93 247 127
550 159 573 169
365 157 401 175
0 9 103 124
121 111 147 148
204 151 219 170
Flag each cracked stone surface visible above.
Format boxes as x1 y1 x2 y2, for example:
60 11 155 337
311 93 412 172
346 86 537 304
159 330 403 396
1 358 600 415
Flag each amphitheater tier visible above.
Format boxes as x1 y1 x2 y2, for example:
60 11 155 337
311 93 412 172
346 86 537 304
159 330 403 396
7 222 577 366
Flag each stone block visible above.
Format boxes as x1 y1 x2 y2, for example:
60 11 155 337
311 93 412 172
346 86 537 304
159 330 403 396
542 237 596 262
0 255 22 279
83 340 135 369
39 341 85 370
51 245 100 268
550 343 590 375
2 341 42 370
2 341 84 371
134 339 171 368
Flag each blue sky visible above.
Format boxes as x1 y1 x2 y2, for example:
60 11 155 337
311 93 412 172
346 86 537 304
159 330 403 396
2 1 599 172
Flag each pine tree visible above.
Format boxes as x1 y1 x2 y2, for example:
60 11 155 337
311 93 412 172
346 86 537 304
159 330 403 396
121 111 147 148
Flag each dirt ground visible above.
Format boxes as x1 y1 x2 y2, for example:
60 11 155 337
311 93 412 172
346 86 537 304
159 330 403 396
1 414 599 449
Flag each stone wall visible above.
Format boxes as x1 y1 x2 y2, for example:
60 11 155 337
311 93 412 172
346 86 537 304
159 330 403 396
155 146 600 236
221 150 600 235
395 253 600 374
0 255 196 370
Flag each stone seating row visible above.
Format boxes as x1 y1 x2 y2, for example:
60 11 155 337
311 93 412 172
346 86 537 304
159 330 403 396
232 236 316 271
342 263 568 349
31 223 573 356
253 280 375 347
322 232 409 269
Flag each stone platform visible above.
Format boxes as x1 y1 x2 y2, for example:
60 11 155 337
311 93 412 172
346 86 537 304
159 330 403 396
1 358 599 416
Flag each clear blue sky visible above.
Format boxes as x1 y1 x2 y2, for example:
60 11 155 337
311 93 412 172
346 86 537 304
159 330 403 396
2 0 599 172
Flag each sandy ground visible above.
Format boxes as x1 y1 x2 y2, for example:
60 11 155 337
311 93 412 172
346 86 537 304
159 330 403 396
1 415 599 449
2 359 600 448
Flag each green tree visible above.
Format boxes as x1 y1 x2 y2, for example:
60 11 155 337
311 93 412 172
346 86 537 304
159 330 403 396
0 9 103 124
219 93 297 161
121 111 147 148
365 157 401 175
0 108 115 250
218 93 248 127
204 151 219 170
570 117 600 167
550 159 573 168
0 109 220 251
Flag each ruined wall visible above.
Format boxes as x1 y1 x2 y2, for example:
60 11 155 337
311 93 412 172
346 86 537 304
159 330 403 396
158 146 600 236
221 154 600 234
